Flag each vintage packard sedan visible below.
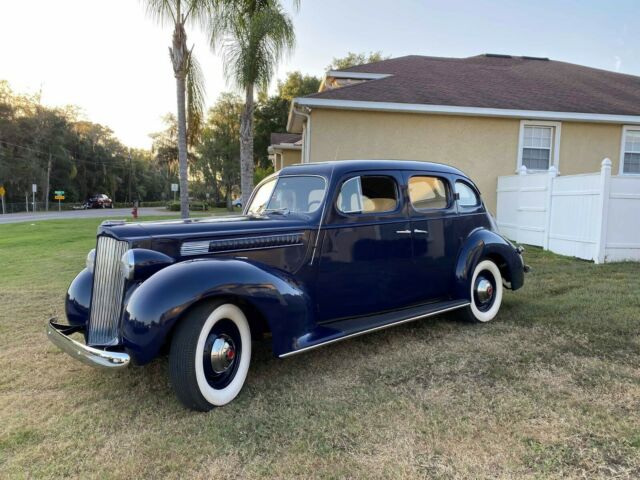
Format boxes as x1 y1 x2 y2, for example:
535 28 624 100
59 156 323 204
48 160 527 411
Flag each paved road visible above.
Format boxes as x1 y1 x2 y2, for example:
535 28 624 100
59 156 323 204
0 207 178 225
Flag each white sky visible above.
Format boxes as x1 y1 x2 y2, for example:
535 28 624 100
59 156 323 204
1 0 637 149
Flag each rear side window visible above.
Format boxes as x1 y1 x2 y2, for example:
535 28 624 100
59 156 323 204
337 176 398 214
408 176 448 210
455 181 480 207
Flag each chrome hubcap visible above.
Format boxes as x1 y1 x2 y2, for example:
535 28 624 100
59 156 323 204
476 278 494 304
210 334 236 374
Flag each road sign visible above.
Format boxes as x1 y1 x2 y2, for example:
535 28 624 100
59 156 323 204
171 183 179 192
54 195 65 200
0 186 5 197
32 184 37 193
54 190 64 195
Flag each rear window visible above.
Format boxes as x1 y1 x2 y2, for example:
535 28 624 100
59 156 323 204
455 181 480 207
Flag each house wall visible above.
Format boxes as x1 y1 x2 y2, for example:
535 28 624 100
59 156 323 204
272 149 302 171
306 109 625 213
559 122 621 174
282 149 302 168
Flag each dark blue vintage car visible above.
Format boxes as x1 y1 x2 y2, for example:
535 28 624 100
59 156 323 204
48 160 526 410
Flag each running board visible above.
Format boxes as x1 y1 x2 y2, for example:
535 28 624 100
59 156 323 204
279 299 470 358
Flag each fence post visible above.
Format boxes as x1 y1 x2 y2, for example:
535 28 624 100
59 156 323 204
594 158 612 264
516 166 527 243
543 166 557 250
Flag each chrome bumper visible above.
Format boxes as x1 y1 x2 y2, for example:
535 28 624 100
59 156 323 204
47 318 130 369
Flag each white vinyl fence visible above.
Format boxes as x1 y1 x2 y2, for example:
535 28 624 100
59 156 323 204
496 159 640 263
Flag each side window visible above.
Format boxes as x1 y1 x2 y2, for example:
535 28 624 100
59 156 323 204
408 176 448 210
337 177 363 213
337 175 398 214
455 181 480 207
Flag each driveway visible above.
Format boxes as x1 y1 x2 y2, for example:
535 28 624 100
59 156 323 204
0 207 176 225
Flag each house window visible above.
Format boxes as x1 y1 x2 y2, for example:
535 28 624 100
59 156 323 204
621 127 640 174
522 126 552 170
517 121 561 172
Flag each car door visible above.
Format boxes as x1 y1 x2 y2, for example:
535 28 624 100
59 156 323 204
315 171 414 322
404 172 458 304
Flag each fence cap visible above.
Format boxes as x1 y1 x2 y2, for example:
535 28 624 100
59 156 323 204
601 158 612 167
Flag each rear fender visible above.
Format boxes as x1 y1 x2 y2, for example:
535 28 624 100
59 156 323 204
454 228 524 300
121 258 312 364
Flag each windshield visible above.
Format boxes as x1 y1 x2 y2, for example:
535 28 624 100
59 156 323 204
247 175 327 215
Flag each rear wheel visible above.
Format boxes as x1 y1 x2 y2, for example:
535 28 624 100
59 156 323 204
169 300 252 411
459 259 503 323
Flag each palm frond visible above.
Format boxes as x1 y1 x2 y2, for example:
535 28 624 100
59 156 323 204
142 0 177 25
217 1 296 92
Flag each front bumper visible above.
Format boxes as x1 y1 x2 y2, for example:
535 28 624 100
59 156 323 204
46 318 130 369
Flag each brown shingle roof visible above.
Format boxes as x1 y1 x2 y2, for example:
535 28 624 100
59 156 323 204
309 55 640 115
270 133 302 145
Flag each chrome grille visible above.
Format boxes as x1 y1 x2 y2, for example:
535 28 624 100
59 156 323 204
88 236 129 345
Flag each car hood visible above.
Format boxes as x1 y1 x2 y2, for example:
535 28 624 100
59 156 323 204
98 214 313 242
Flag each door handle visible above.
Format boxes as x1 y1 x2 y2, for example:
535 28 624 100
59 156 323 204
413 229 428 234
396 230 412 234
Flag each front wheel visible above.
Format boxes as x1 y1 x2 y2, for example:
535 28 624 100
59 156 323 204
459 259 503 323
169 301 252 411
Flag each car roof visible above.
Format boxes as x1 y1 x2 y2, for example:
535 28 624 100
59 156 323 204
279 159 467 177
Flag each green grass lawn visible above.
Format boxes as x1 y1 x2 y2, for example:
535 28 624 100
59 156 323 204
0 217 639 479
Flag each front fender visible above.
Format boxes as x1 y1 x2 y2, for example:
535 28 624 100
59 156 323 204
121 258 312 365
454 228 524 300
65 268 93 328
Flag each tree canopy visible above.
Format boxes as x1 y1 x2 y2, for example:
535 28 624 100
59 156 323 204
327 51 390 70
0 81 165 208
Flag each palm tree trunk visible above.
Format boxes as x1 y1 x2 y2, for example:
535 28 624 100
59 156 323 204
176 73 189 219
240 83 255 208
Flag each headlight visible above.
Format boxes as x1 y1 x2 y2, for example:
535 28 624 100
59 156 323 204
121 250 135 280
86 249 96 273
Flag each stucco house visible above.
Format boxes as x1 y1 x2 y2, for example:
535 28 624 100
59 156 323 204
276 54 640 213
268 133 302 171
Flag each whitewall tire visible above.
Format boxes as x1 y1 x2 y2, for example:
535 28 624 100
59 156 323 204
461 259 503 323
169 300 252 411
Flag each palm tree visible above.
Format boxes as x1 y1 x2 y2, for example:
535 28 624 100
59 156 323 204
212 0 296 207
144 0 210 219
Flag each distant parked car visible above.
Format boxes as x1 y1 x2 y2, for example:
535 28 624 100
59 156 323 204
84 194 113 209
232 198 242 208
48 160 528 411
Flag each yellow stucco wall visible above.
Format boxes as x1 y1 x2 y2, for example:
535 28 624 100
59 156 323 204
273 148 302 171
559 122 621 174
307 109 624 213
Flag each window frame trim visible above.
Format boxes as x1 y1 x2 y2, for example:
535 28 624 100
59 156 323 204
619 125 640 176
517 120 562 173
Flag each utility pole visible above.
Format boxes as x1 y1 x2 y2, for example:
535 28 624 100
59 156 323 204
45 152 52 211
